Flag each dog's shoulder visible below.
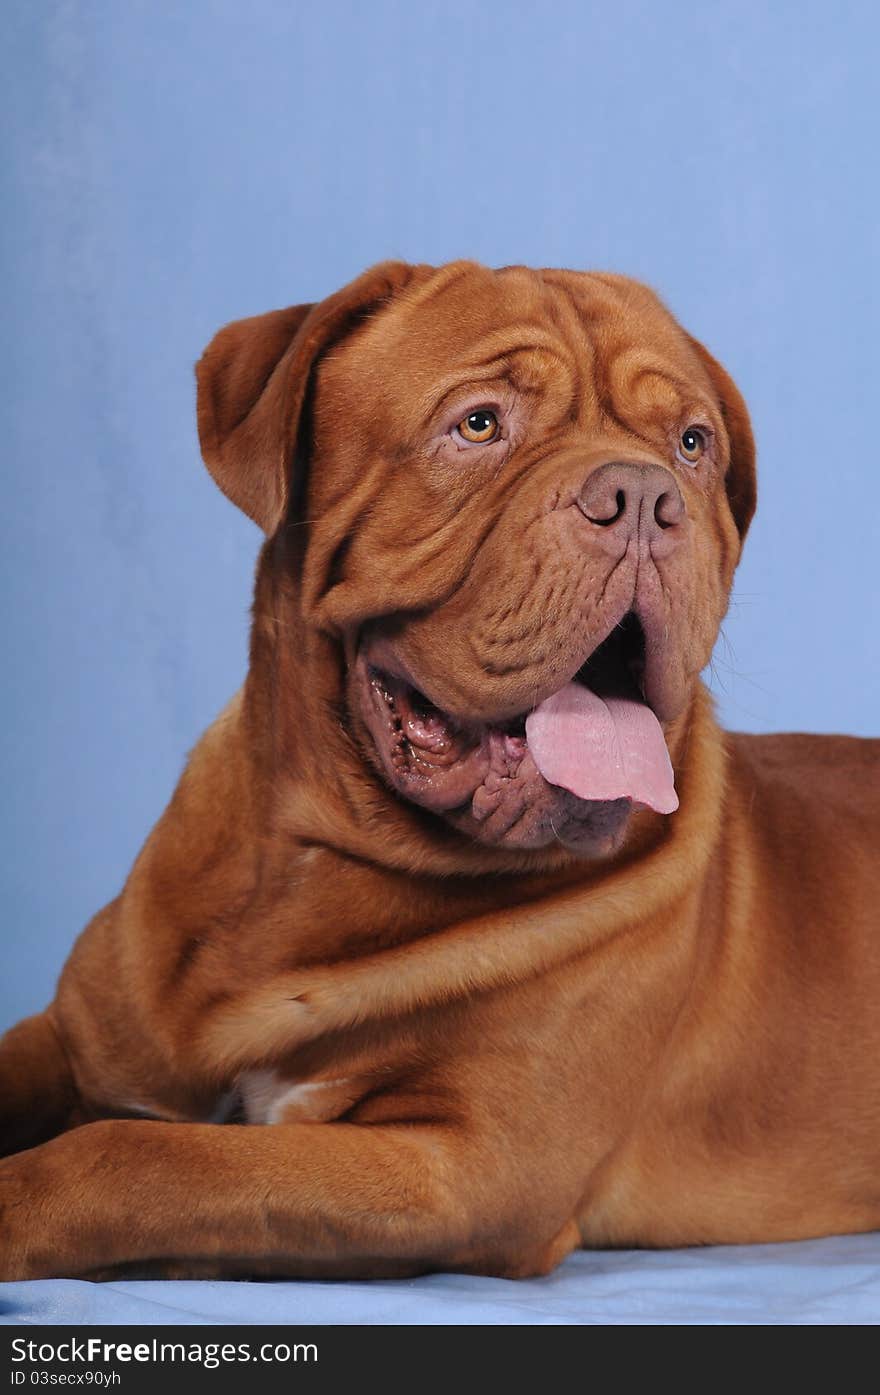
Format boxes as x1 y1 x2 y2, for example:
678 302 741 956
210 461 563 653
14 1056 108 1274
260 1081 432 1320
728 728 879 777
726 728 879 841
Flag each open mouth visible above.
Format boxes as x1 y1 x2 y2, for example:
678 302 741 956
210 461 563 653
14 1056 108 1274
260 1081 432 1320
363 665 492 811
357 610 678 849
573 610 647 703
369 610 647 744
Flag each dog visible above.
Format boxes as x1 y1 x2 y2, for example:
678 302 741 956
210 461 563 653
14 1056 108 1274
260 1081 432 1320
1 260 878 1282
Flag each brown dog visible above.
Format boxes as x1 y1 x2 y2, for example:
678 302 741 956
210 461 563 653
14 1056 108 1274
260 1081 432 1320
1 260 878 1282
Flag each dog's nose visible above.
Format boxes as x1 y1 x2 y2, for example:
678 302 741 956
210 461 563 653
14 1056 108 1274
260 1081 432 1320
577 462 685 555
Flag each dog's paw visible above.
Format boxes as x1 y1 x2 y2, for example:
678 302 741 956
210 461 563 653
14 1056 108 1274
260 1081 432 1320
0 1150 45 1280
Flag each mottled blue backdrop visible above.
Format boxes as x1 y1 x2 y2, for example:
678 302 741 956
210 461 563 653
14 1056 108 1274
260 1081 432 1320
2 0 878 1026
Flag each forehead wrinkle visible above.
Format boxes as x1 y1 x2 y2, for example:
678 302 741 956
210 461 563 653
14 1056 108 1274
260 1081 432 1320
415 332 578 422
539 271 708 431
537 270 629 344
628 363 684 410
415 357 514 422
450 324 577 370
396 260 484 314
601 344 710 446
532 275 606 427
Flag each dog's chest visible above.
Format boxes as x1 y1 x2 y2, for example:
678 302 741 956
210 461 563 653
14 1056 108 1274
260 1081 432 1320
239 1069 363 1124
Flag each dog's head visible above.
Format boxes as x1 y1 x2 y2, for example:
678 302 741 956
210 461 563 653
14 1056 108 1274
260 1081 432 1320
197 261 754 861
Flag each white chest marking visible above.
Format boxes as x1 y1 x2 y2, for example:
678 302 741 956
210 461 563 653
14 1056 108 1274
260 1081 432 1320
240 1069 356 1124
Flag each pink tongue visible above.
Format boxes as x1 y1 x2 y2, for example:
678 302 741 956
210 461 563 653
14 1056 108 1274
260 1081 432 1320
524 682 678 814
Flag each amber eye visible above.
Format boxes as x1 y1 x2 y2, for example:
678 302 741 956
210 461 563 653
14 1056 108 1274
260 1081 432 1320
679 426 706 464
457 409 500 444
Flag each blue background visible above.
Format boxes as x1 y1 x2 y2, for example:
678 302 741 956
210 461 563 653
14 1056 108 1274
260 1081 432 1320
2 0 878 1028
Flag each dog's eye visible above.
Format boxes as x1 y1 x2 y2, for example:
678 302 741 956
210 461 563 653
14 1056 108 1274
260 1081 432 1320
678 427 706 465
457 410 500 444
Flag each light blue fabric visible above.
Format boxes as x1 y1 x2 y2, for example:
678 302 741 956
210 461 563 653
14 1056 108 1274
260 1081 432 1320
3 1236 879 1325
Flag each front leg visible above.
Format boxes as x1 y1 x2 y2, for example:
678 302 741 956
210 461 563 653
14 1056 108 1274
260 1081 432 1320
0 1115 579 1281
0 1011 82 1157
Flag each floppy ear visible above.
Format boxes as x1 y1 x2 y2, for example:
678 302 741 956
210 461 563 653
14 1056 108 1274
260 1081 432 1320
196 261 416 533
686 336 757 545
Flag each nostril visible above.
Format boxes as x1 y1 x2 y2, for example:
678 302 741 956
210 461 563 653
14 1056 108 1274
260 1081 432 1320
585 489 627 527
654 489 684 529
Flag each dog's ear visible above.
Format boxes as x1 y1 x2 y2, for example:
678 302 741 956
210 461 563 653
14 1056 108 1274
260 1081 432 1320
196 261 416 533
685 336 757 545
